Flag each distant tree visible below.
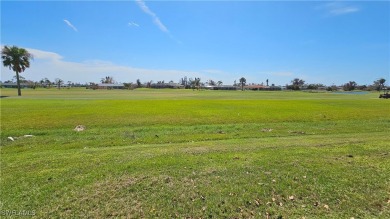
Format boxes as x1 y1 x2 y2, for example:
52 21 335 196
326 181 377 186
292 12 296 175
266 79 269 86
189 77 201 90
343 81 357 91
146 80 152 88
101 76 114 84
123 82 133 90
28 81 38 89
55 78 64 89
357 85 367 91
379 78 386 88
194 77 201 90
306 83 326 90
2 45 33 96
181 77 188 88
307 84 315 90
373 78 386 91
189 78 195 90
136 79 142 88
239 77 246 91
89 82 98 90
45 78 52 88
39 78 46 87
209 80 216 86
289 78 305 90
217 81 223 86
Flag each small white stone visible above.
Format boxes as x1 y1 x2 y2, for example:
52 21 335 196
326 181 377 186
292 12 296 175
8 137 15 141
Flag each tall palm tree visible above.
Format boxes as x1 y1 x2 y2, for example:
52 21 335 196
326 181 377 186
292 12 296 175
2 46 33 96
101 76 114 84
55 78 64 89
239 77 246 91
379 78 386 90
194 77 201 90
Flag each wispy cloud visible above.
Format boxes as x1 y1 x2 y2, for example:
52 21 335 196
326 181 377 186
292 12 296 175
63 19 78 32
135 0 168 33
319 2 360 16
1 47 204 83
26 48 63 61
128 21 140 27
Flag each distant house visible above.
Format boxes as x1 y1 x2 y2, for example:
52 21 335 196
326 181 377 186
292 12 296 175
245 85 266 90
0 82 30 88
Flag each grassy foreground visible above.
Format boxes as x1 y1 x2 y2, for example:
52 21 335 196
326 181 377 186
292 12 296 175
1 88 389 218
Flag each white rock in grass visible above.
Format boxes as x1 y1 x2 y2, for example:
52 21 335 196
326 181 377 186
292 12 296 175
74 125 86 132
24 135 34 138
8 137 15 141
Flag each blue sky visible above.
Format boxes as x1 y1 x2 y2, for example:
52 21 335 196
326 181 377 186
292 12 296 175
1 0 389 86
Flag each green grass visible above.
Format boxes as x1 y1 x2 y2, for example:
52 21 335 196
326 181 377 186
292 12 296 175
1 88 389 218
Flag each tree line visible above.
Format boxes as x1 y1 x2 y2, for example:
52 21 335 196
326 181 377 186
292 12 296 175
2 45 388 96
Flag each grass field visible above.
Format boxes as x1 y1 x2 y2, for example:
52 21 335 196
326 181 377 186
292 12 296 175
1 88 389 218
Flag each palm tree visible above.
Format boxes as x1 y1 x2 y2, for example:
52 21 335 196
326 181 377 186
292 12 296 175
45 78 52 88
217 81 223 86
194 77 201 90
343 81 357 91
136 79 142 88
379 78 386 90
239 77 246 91
39 78 46 87
2 45 33 96
55 78 64 89
101 76 114 84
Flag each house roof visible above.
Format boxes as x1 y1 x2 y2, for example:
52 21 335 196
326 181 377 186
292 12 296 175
1 82 30 86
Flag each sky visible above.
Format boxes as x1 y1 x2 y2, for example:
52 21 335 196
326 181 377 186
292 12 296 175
1 0 389 86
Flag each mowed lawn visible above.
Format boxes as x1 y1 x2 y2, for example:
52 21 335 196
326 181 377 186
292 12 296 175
1 88 389 218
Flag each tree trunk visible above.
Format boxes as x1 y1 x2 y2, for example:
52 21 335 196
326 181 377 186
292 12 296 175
16 71 22 96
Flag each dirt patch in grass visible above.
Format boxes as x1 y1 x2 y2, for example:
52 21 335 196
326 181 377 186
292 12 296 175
42 176 146 218
181 146 210 155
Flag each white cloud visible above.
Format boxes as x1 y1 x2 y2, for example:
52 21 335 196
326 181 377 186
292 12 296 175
319 2 360 16
330 7 359 15
135 0 169 33
63 19 78 32
0 47 207 84
27 48 63 61
128 21 140 27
